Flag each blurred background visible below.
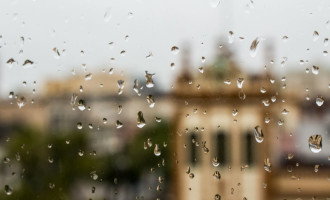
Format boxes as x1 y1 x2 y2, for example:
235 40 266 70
0 0 330 199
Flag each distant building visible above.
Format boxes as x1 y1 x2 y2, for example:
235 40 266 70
171 45 330 200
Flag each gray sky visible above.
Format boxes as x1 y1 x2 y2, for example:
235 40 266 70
0 0 330 97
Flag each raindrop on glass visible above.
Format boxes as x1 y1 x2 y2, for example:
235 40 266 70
137 111 146 128
249 37 260 57
316 96 324 107
254 126 264 143
154 144 161 156
308 134 322 153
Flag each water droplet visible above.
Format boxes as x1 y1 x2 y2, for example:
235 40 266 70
288 153 294 160
198 67 204 73
264 158 271 172
282 36 289 41
9 91 14 98
77 122 83 129
308 134 322 153
238 90 246 100
323 50 328 56
189 173 194 179
155 117 162 123
116 120 123 129
312 65 319 75
104 8 112 22
228 31 234 43
22 59 34 68
154 144 161 156
324 38 329 46
117 80 125 95
214 194 221 200
260 87 266 93
53 47 60 59
237 78 244 88
171 46 179 55
147 138 152 147
313 31 319 41
17 96 26 109
281 109 289 115
249 37 260 57
6 58 16 67
224 79 231 85
262 99 270 107
264 117 270 123
137 111 146 128
254 126 264 143
146 52 153 59
4 185 13 195
316 96 324 107
85 73 92 81
209 0 221 8
201 56 206 63
146 95 155 108
232 109 238 116
212 157 220 167
77 99 86 111
117 105 123 114
145 71 155 88
213 171 221 180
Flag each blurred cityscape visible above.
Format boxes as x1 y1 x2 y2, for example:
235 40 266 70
0 42 330 200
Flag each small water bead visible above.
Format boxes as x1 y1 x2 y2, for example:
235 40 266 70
262 99 270 107
137 111 146 128
104 8 112 22
254 126 264 143
4 185 13 195
198 66 204 73
264 158 271 172
214 194 221 200
85 73 92 81
103 118 107 124
249 37 260 57
17 96 26 109
22 59 34 68
201 56 206 63
237 78 244 88
145 71 155 88
213 171 221 180
154 144 161 156
171 46 179 54
88 124 93 129
77 99 86 111
155 117 162 122
281 109 289 115
314 164 319 173
288 153 294 160
209 0 221 8
77 122 83 129
146 95 155 108
264 117 270 123
271 96 276 102
224 79 231 85
147 138 152 147
313 31 319 41
9 91 14 98
116 120 123 129
109 68 114 74
260 87 266 93
212 156 220 167
316 96 324 107
232 109 238 116
308 134 322 153
120 50 126 56
228 31 234 43
277 119 284 126
78 150 84 156
6 58 16 68
90 171 98 180
118 105 123 114
324 38 329 46
323 51 328 56
312 65 319 75
170 62 175 69
238 90 246 100
282 35 289 41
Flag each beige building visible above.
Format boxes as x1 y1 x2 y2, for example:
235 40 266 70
171 47 330 200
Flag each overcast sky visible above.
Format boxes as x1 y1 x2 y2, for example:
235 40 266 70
0 0 330 97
